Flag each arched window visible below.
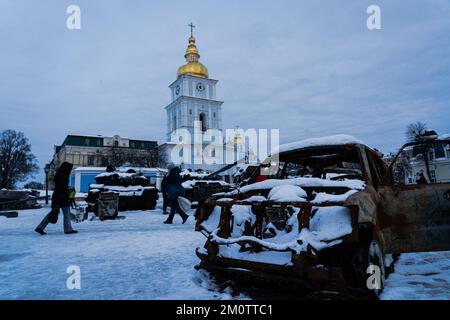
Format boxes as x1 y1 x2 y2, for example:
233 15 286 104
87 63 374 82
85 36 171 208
173 116 177 131
199 113 207 132
114 140 119 148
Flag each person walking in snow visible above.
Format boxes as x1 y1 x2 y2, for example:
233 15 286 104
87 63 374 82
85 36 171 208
163 166 189 224
161 164 175 215
35 162 78 235
68 187 76 209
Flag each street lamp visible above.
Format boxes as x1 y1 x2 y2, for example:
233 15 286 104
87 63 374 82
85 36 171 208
44 164 50 205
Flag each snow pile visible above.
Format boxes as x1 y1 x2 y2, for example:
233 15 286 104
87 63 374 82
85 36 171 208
217 198 234 203
309 206 353 243
182 180 229 189
90 185 155 197
89 184 104 189
201 206 222 233
228 177 365 196
96 172 136 179
272 134 365 155
231 205 256 238
311 189 358 204
219 245 294 266
268 185 307 202
180 170 210 178
242 195 267 202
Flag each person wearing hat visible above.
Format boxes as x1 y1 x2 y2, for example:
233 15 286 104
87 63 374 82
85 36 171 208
163 166 189 224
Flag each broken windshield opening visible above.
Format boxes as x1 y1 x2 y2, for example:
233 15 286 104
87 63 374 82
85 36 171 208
389 140 450 185
267 146 364 182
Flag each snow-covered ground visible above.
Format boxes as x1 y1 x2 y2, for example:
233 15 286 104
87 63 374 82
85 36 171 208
0 202 449 300
381 251 450 300
0 201 247 300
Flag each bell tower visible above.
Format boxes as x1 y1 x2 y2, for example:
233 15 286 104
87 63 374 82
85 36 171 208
164 24 224 170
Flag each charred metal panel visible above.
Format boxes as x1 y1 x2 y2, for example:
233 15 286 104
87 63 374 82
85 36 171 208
379 184 450 253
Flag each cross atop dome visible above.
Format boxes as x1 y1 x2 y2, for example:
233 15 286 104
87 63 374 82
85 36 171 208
188 22 195 36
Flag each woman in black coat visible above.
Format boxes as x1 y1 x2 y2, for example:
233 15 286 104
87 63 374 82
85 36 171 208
163 166 189 224
160 173 169 215
35 162 78 235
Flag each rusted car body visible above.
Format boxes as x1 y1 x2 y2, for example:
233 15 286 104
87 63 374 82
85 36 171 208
194 136 450 296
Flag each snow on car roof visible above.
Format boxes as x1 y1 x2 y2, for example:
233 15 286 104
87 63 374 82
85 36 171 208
272 134 365 155
227 177 366 195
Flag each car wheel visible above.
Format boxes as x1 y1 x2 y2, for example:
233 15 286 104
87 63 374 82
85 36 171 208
352 240 385 298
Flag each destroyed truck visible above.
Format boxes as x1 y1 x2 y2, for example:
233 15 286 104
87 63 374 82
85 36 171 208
86 169 158 214
194 134 450 297
181 161 262 207
180 167 237 206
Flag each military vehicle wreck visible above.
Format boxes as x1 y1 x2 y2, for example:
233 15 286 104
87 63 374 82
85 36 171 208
86 169 158 215
194 135 450 297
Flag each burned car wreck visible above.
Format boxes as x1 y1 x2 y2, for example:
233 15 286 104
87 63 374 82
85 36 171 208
194 135 450 297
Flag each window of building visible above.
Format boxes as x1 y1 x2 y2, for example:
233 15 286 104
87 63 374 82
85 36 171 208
199 113 207 132
447 149 450 158
87 155 95 166
213 112 216 118
428 150 434 161
430 170 436 183
97 140 102 146
85 138 90 146
114 141 119 147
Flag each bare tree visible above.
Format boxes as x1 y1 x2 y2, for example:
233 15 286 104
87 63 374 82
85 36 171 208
405 121 432 182
0 129 39 189
392 150 412 185
406 121 427 142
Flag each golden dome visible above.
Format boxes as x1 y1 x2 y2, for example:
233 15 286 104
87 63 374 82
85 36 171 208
177 35 209 78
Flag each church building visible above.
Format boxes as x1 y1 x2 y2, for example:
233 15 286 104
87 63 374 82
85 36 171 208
160 24 245 172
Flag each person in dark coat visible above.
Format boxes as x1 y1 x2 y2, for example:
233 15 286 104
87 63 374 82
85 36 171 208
416 172 428 184
35 162 78 235
160 172 170 215
163 166 189 224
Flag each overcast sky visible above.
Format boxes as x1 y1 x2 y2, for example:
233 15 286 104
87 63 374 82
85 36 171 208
1 0 450 183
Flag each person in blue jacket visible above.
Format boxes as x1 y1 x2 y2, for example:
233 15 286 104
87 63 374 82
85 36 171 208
163 166 189 224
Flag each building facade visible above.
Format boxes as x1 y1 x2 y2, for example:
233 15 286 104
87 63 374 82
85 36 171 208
48 134 158 188
406 141 450 184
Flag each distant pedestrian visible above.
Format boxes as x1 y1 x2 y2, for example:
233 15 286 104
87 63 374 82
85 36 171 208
68 187 76 209
160 173 169 215
161 164 174 215
416 172 428 184
35 162 78 235
163 166 189 224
